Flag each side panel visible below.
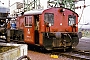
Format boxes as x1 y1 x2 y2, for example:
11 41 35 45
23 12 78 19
39 15 44 46
24 16 35 44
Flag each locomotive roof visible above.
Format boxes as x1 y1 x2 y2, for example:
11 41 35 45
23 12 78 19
24 9 45 15
24 7 78 16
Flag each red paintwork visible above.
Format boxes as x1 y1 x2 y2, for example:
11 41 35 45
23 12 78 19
40 8 78 32
16 7 78 46
24 16 35 44
17 16 24 29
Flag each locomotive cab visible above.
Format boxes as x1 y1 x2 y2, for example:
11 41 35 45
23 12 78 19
24 11 42 45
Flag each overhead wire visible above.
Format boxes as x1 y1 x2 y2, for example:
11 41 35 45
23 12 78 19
78 0 85 24
77 0 85 30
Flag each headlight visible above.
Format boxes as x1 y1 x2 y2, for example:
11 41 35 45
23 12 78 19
0 36 6 39
49 23 52 27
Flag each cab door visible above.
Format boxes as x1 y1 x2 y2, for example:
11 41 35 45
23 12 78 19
24 16 35 44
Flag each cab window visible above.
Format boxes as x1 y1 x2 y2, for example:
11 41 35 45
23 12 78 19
44 13 54 25
68 15 76 26
25 16 32 27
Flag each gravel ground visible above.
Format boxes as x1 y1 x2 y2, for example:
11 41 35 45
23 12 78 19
27 50 72 60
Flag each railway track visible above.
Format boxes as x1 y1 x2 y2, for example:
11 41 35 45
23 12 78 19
50 49 90 60
48 38 90 60
61 52 90 60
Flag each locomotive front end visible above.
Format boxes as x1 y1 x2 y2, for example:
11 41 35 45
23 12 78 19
41 7 79 50
43 32 79 50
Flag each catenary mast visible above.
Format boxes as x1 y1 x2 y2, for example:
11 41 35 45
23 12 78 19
23 0 85 12
23 0 41 12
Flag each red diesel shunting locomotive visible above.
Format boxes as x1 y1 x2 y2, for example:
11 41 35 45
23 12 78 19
15 7 80 50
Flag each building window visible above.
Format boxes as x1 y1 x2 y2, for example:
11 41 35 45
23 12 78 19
25 16 32 27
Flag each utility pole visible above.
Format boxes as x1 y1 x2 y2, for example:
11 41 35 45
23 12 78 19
8 0 10 7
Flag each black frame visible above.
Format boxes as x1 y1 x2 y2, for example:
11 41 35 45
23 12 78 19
25 16 32 27
68 15 76 26
44 13 54 25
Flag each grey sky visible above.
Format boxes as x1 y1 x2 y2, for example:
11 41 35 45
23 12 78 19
75 0 90 23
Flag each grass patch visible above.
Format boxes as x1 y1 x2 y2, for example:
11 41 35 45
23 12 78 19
0 46 17 53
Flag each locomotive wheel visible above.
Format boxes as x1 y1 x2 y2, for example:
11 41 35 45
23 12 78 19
71 36 79 48
62 34 79 49
61 33 72 51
